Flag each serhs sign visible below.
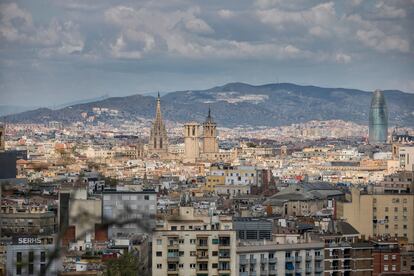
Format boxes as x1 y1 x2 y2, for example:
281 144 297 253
12 236 42 245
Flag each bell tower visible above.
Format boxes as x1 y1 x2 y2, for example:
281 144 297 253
184 122 201 163
202 107 218 153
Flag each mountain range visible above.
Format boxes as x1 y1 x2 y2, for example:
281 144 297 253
1 83 413 127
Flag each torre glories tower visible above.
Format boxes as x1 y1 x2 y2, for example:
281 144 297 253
369 89 388 144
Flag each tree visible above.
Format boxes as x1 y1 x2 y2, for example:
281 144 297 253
104 251 148 276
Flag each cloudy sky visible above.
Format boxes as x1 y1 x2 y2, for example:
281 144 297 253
0 0 413 106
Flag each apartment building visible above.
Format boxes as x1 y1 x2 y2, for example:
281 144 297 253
323 242 373 276
371 240 400 276
152 206 237 276
337 188 414 243
237 239 325 276
6 237 61 276
0 205 57 237
102 190 157 240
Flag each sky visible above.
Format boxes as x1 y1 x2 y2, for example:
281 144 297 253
0 0 413 107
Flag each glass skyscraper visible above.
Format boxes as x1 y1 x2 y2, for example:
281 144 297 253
369 90 388 144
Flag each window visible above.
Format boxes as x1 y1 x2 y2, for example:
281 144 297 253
157 264 162 269
40 264 46 274
212 251 218 256
157 239 162 245
29 251 34 262
384 265 389 271
156 251 162 257
28 263 34 275
16 252 22 262
190 251 196 256
385 207 389 212
179 264 184 268
41 251 46 262
16 264 22 275
144 195 150 200
394 207 398 212
392 265 396 271
190 264 196 269
179 239 184 244
384 255 389 260
392 255 396 260
212 263 218 268
190 239 196 244
171 226 177 231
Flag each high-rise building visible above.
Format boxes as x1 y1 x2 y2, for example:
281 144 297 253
184 122 201 163
148 93 169 158
369 90 388 144
152 206 237 276
202 107 218 154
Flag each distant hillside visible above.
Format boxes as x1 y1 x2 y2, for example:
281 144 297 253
2 83 414 127
0 105 38 117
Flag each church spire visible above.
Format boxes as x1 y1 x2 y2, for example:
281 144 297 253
205 105 214 124
155 92 162 122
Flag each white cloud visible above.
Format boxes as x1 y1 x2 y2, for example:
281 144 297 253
184 17 214 34
335 53 351 64
0 3 84 56
356 29 409 53
218 9 235 19
375 1 406 19
257 2 337 33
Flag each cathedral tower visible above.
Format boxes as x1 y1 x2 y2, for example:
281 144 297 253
148 93 168 157
184 122 201 163
202 107 218 154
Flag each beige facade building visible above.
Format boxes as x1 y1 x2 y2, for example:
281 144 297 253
184 122 201 163
152 207 237 276
337 188 414 243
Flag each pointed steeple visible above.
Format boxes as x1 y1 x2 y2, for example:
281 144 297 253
155 92 162 122
205 105 214 124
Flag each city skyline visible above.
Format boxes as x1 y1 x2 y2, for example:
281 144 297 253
1 0 413 106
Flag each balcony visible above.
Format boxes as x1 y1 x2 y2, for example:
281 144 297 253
260 258 268 264
167 243 179 249
167 253 179 262
305 255 312 261
260 270 268 275
219 249 231 259
268 269 277 275
250 258 257 264
315 266 323 273
218 236 231 248
295 268 303 273
240 272 248 276
295 256 302 262
315 255 324 261
196 254 209 260
285 256 294 262
240 258 248 265
268 258 277 264
305 266 312 273
249 272 257 276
